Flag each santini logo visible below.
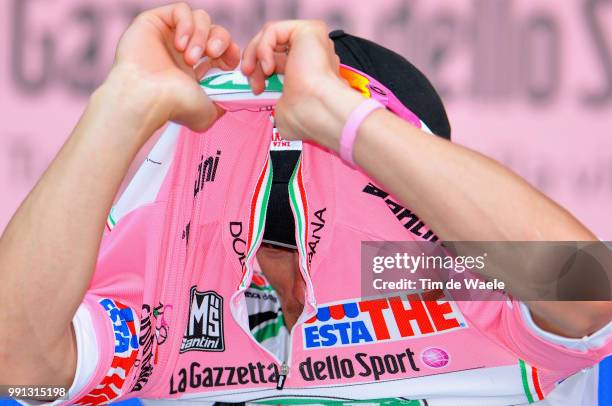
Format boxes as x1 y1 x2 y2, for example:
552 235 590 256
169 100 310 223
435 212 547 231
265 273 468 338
194 151 221 198
181 287 225 353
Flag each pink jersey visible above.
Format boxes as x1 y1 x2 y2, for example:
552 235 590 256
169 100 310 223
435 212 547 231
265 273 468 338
54 68 610 406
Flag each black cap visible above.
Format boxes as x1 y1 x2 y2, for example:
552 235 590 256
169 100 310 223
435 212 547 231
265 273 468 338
330 30 451 139
262 31 451 249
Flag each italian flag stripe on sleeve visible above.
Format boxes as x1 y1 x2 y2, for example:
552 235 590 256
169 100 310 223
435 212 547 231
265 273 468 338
519 359 545 403
106 209 117 231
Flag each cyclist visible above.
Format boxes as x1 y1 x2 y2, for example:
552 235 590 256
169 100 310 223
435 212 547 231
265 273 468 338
0 3 610 405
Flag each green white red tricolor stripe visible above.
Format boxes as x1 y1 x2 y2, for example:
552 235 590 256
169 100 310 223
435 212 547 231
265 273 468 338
288 156 310 275
106 210 117 231
520 359 544 403
239 157 273 289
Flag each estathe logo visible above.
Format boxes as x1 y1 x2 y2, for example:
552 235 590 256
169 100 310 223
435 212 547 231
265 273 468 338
181 287 225 353
76 299 139 405
302 290 466 350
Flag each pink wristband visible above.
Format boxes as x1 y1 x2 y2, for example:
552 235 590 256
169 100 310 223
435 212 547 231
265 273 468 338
340 98 385 166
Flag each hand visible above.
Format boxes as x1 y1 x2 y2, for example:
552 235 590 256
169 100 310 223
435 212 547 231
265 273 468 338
104 2 240 138
241 20 363 148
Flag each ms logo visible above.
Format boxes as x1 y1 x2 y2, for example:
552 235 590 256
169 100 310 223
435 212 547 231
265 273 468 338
180 287 225 353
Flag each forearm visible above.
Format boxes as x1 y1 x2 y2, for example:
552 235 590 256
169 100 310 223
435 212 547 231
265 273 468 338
360 112 597 241
309 84 595 242
0 71 158 378
360 111 612 335
0 1 236 390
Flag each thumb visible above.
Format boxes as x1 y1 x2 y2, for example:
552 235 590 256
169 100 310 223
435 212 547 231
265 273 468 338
175 93 225 132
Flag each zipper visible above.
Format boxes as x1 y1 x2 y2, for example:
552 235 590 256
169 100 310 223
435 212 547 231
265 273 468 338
147 127 212 394
145 130 193 393
276 152 317 389
274 116 319 390
228 153 297 387
276 362 289 390
229 114 318 391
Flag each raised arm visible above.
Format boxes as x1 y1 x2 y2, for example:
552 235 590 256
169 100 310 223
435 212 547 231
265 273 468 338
241 20 611 338
0 2 239 390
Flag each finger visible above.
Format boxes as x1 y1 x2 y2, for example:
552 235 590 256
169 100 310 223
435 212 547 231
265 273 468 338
192 103 225 132
328 38 340 70
249 62 268 95
273 44 290 53
256 23 292 75
185 9 212 65
217 41 241 70
142 2 194 51
333 54 341 73
243 21 296 76
176 95 223 132
241 31 264 75
194 59 213 79
271 51 288 74
194 41 241 79
173 4 195 52
206 25 231 58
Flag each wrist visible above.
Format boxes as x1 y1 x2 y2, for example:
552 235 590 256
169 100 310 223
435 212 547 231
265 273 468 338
93 64 169 143
294 77 364 151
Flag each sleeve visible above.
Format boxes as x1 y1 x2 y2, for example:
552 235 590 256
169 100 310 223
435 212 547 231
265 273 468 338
519 302 612 352
65 295 140 406
16 294 140 406
107 123 180 231
65 304 100 402
500 299 611 374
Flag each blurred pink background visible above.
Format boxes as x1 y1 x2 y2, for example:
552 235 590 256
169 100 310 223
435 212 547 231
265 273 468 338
1 0 611 238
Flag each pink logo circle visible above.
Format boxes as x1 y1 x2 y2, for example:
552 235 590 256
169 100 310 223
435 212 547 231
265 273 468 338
421 347 450 368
